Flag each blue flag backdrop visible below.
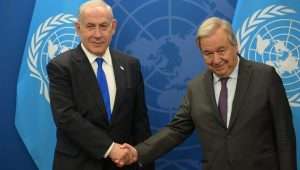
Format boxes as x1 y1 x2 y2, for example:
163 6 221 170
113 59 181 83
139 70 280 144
15 1 84 169
108 0 236 169
15 0 237 170
232 0 300 168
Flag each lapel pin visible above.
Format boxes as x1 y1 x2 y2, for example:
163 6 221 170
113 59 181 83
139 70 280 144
120 66 125 71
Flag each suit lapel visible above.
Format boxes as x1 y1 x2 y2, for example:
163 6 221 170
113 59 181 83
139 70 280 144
228 57 252 130
204 70 226 128
110 50 127 121
73 46 108 122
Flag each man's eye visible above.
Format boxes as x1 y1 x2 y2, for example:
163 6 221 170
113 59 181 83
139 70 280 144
100 25 109 30
205 52 213 56
217 48 226 53
86 25 95 29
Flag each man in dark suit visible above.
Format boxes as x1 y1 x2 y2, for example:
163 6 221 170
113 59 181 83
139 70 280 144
47 0 154 170
118 17 296 170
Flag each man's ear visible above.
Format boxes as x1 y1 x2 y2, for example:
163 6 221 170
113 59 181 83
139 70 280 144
74 21 80 34
112 19 117 35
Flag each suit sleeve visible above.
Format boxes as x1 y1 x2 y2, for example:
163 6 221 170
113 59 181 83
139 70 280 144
132 60 155 170
269 68 296 170
47 60 113 159
132 60 152 143
135 87 195 164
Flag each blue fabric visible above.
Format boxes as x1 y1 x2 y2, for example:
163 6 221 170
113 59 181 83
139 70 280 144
96 58 111 121
232 0 300 168
14 1 85 169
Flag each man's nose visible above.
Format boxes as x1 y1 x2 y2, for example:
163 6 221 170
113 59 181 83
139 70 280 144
94 28 102 37
212 54 222 64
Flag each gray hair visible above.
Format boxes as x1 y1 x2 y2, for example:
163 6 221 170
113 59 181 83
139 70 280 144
78 0 114 22
196 17 237 50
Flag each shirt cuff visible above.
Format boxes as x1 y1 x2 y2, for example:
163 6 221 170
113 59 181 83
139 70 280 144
104 142 115 158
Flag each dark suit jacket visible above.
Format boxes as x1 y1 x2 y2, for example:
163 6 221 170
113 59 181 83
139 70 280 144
136 57 296 170
47 45 154 170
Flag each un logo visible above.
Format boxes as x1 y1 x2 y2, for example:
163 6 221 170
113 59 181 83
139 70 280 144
112 0 221 114
111 0 235 169
27 13 79 102
236 5 300 107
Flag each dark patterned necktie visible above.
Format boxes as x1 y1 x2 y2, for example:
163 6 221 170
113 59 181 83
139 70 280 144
95 58 111 121
218 77 229 125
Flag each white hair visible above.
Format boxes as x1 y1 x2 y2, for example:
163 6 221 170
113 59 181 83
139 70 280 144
196 17 237 49
78 0 114 22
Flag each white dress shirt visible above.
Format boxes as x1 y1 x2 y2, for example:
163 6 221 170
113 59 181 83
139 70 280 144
81 43 116 158
213 57 240 127
81 43 116 111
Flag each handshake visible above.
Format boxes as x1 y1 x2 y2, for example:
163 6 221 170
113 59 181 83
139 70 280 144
108 143 138 167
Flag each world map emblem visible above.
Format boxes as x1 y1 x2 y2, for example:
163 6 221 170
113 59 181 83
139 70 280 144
112 0 235 114
236 5 300 107
27 13 79 102
110 0 236 169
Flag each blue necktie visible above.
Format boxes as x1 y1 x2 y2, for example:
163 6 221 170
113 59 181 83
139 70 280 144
95 58 111 121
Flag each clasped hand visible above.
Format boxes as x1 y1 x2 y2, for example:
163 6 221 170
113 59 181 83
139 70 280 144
109 143 138 167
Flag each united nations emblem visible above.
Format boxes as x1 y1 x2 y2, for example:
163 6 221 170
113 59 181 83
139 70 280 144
110 0 236 169
113 0 236 114
236 5 300 107
27 13 79 102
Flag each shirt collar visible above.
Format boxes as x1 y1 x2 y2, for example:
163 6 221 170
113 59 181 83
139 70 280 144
81 43 112 66
213 56 240 84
